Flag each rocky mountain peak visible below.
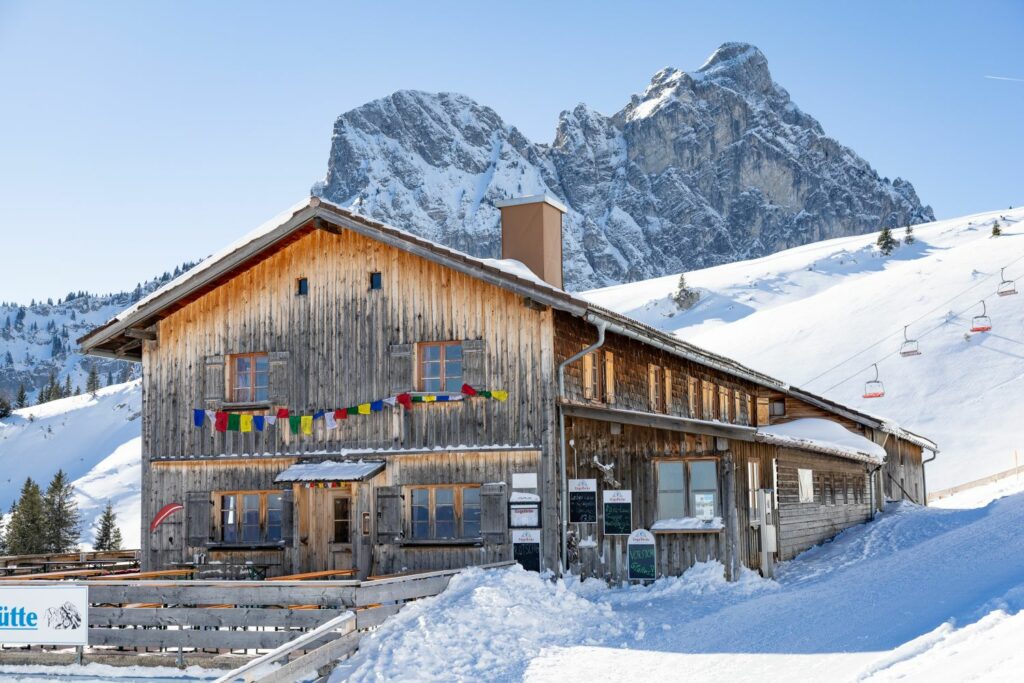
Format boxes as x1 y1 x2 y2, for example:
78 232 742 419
315 43 933 290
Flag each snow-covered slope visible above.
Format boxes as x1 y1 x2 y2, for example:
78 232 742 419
0 381 141 548
332 482 1024 682
585 207 1024 490
316 42 932 290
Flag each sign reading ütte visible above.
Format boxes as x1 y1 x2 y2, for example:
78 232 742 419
0 586 88 645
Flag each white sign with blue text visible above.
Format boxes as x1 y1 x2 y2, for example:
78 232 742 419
0 585 88 645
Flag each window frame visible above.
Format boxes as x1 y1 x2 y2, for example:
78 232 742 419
583 349 616 404
797 468 814 503
654 458 721 520
296 277 309 296
228 352 269 404
417 341 464 393
406 484 482 541
332 495 352 544
215 490 285 546
648 364 666 413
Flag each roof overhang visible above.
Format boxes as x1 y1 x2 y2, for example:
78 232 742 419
274 460 386 483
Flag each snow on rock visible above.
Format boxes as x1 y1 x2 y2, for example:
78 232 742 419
758 418 886 460
584 207 1024 489
0 381 141 548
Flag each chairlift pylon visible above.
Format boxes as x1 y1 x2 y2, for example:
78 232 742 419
970 300 992 333
998 268 1017 297
862 363 885 399
899 325 921 357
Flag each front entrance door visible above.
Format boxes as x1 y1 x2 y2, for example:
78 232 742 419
328 494 353 571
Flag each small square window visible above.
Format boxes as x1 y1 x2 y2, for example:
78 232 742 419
370 272 382 290
297 278 309 296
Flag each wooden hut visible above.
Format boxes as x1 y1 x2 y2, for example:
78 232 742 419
79 195 936 581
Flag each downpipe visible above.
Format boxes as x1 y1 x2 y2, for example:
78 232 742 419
921 449 939 506
557 319 607 576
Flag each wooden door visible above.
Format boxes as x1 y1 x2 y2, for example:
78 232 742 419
328 494 354 571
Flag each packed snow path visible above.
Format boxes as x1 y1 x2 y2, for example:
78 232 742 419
334 488 1024 682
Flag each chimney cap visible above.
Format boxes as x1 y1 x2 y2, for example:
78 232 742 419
494 193 568 214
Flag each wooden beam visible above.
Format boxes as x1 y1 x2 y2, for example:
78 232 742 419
560 401 757 441
124 327 157 341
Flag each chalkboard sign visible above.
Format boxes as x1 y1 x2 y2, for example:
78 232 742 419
512 529 541 572
568 479 597 523
627 529 657 581
602 489 632 536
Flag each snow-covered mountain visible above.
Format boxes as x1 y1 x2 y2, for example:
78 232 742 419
315 42 933 290
0 381 141 548
0 262 196 402
584 208 1024 490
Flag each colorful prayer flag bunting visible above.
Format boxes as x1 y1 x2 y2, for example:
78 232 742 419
277 408 290 419
215 412 228 432
240 414 253 433
461 383 477 396
357 403 371 415
254 415 265 431
289 415 301 434
370 400 383 412
396 393 413 410
193 409 205 427
300 415 313 435
227 413 241 431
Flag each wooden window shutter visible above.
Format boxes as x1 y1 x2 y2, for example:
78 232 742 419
461 339 486 388
663 368 672 413
756 397 770 425
480 482 508 544
203 356 225 407
604 351 615 404
375 486 403 543
268 351 289 405
648 365 657 410
388 344 413 394
185 490 212 547
582 351 594 400
280 488 294 546
688 378 698 418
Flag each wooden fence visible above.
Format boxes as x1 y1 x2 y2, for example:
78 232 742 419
927 464 1024 502
0 561 513 671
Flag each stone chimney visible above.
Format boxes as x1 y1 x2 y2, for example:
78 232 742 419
495 194 567 289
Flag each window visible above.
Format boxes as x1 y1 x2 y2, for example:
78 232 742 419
656 460 720 519
718 387 731 423
687 377 699 418
333 497 351 543
369 272 382 290
648 364 666 413
702 381 716 419
798 469 814 503
747 461 761 516
419 342 463 393
230 353 269 403
217 491 284 544
408 485 481 540
769 400 786 417
583 350 615 403
296 277 309 296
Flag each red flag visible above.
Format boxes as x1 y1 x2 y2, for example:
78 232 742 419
150 502 183 532
461 383 477 396
277 407 290 419
215 411 228 432
396 392 413 410
335 408 347 421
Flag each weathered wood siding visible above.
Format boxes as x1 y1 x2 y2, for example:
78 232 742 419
775 448 873 560
730 440 777 571
875 433 926 504
139 224 559 568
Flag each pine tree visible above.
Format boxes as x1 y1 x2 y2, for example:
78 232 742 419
992 221 1002 237
15 383 27 409
117 363 130 384
672 274 700 311
877 226 898 256
92 502 123 551
106 371 114 387
0 395 11 419
62 375 72 399
904 225 915 245
43 469 81 553
86 364 101 394
7 479 48 555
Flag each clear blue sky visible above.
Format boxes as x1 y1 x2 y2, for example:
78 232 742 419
1 0 1021 303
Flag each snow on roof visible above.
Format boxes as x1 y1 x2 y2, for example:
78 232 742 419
274 460 385 483
756 418 886 464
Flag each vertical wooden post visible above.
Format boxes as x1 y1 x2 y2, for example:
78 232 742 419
722 451 741 582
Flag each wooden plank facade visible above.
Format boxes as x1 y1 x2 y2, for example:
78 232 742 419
80 196 936 583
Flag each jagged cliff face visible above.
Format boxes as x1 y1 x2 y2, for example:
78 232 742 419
315 42 933 290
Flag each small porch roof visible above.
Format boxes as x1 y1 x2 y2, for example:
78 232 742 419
274 460 386 483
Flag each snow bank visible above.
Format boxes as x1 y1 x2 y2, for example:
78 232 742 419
757 417 887 461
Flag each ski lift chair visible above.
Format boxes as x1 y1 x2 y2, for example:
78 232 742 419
998 268 1017 297
899 325 921 357
862 364 885 399
970 301 992 333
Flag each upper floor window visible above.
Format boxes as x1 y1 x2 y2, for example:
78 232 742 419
687 377 699 419
218 490 283 544
409 484 481 540
718 387 731 423
230 353 269 403
419 342 463 393
769 399 786 417
583 349 615 403
648 364 666 413
296 277 309 296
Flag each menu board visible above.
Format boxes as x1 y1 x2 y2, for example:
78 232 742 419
627 528 657 581
602 489 632 536
568 479 598 523
512 529 541 572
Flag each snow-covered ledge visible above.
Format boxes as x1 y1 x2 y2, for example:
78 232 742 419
755 418 886 465
651 517 724 533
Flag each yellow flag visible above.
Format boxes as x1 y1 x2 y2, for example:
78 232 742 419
491 390 509 402
300 415 313 435
358 403 371 415
423 394 436 403
240 414 253 432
